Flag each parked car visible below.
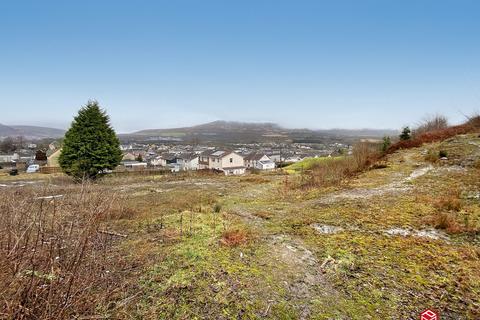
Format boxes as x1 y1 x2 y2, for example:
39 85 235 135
26 164 40 173
9 169 18 176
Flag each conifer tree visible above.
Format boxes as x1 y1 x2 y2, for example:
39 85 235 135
59 100 122 180
382 136 391 152
399 126 411 141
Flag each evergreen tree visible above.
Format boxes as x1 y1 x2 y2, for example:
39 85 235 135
399 126 411 141
59 101 122 180
382 136 391 152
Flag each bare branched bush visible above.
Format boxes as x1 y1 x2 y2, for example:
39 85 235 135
412 114 449 138
0 184 129 319
388 113 480 154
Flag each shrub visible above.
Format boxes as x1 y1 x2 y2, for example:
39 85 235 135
438 150 448 158
399 127 411 141
425 150 439 163
387 115 480 154
412 114 449 137
213 203 222 213
381 136 391 153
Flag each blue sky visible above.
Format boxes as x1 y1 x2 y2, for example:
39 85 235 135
1 1 479 133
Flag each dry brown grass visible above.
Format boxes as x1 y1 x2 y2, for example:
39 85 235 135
431 212 462 233
422 191 468 233
301 142 380 188
0 184 131 319
219 229 250 247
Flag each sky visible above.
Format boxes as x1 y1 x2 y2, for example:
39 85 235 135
1 1 480 133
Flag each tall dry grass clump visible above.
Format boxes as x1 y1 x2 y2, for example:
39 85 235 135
302 142 380 188
0 184 130 319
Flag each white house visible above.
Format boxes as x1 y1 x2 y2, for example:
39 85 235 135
244 153 275 170
0 153 18 163
150 155 167 167
199 150 245 175
257 158 276 170
176 153 199 171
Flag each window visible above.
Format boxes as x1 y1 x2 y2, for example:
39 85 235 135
230 158 233 163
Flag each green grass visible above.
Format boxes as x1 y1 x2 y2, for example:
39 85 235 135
283 156 341 174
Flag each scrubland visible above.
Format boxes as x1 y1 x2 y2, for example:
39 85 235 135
1 129 480 319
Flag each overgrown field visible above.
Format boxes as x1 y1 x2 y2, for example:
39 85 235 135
1 134 480 319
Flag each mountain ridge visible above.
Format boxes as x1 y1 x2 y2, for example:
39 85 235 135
0 124 65 139
128 120 396 136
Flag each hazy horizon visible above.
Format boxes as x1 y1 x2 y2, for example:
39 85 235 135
1 1 479 132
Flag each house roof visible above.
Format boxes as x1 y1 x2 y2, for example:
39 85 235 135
244 153 268 161
159 153 177 161
259 160 274 164
211 150 227 157
177 153 198 161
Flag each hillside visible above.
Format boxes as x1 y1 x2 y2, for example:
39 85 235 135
0 124 65 139
121 120 397 144
1 132 479 319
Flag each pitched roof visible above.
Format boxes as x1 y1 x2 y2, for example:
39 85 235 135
177 152 198 161
244 153 268 161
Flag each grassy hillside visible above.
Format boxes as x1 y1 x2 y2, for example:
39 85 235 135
1 133 479 319
284 156 339 174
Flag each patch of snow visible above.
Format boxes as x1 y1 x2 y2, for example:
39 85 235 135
385 228 410 237
406 165 433 181
384 227 448 240
35 195 64 200
311 224 344 234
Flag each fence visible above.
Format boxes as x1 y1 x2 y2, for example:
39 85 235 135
40 166 63 174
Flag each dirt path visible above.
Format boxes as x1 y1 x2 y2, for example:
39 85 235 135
311 164 433 206
228 181 344 318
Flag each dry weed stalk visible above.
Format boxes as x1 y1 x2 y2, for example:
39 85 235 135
0 183 128 319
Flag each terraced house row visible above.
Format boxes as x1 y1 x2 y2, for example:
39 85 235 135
121 149 277 175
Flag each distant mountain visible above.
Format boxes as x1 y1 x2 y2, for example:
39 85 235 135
0 124 18 136
0 124 65 139
132 121 281 136
121 120 397 144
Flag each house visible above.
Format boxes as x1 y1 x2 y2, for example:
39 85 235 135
122 152 136 161
150 155 167 167
176 153 199 171
0 153 18 163
201 150 245 175
257 158 276 170
244 153 275 170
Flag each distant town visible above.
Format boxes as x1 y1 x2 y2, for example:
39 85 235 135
0 120 392 176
